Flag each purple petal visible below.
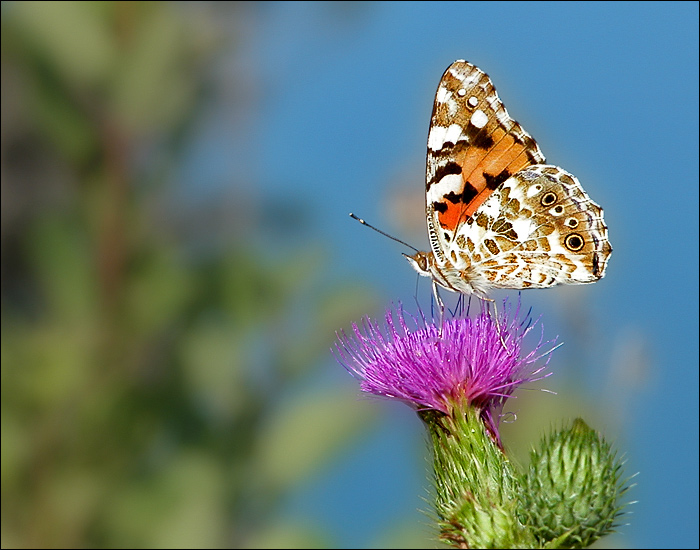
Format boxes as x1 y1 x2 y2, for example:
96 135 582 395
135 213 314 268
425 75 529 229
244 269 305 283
333 299 556 439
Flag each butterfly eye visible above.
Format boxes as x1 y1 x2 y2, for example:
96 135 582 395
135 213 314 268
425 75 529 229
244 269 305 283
566 217 579 228
551 205 565 215
541 192 557 206
565 233 585 251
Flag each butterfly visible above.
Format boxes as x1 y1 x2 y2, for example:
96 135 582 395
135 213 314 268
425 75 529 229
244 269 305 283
405 60 612 299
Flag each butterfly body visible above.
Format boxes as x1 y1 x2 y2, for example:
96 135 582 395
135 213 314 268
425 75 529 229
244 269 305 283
406 61 612 298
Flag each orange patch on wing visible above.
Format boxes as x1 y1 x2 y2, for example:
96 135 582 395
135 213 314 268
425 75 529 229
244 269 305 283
436 137 535 229
436 201 462 231
463 139 534 218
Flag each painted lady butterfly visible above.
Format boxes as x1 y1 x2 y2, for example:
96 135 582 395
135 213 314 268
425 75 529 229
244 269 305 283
405 60 612 299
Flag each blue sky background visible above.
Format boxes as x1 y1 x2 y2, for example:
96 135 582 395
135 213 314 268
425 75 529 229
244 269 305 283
180 2 698 547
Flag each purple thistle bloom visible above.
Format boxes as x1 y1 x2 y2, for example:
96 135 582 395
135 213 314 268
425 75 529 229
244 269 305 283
334 299 555 441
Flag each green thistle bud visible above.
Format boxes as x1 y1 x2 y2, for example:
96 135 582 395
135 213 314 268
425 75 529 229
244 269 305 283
519 418 632 549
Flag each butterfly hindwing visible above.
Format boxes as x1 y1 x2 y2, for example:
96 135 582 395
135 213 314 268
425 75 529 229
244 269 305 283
442 165 611 289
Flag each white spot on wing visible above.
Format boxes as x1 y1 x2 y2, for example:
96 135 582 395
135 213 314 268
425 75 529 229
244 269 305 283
470 109 488 128
486 95 502 110
463 72 480 87
430 173 463 197
436 86 450 103
444 123 464 145
428 126 447 150
429 124 465 150
496 112 511 126
479 194 501 219
468 96 478 107
511 217 535 240
447 99 458 116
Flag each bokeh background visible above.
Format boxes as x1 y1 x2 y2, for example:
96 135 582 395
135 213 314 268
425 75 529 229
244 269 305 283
2 2 698 548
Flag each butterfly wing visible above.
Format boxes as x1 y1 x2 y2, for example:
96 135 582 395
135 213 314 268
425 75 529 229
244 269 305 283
425 60 545 266
463 165 612 289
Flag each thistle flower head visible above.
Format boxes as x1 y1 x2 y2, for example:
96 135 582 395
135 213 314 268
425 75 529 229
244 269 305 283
334 299 555 441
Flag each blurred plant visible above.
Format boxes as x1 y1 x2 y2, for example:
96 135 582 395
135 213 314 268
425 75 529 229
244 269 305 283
1 2 376 548
335 300 633 548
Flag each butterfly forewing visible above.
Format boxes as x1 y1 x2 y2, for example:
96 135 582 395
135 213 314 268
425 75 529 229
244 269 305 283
425 61 545 243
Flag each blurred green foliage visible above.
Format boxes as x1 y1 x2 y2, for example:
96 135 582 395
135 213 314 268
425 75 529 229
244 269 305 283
1 2 380 547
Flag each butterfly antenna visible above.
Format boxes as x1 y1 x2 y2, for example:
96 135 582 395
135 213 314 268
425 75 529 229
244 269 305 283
349 213 419 253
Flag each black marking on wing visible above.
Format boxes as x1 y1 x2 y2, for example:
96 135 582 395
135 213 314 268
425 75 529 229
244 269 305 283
444 181 479 205
432 162 462 184
483 169 511 190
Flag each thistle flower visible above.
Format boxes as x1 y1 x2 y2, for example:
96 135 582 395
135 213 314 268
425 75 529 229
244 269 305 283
334 299 554 444
333 299 632 548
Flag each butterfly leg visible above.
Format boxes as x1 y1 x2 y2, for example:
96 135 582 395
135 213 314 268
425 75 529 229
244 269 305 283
483 297 512 353
432 280 446 338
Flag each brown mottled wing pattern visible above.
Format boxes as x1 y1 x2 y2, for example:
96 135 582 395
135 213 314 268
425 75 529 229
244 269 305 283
425 61 545 263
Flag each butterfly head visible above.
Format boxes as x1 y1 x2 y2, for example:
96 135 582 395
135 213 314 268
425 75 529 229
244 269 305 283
403 250 432 279
404 249 492 298
404 250 457 292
